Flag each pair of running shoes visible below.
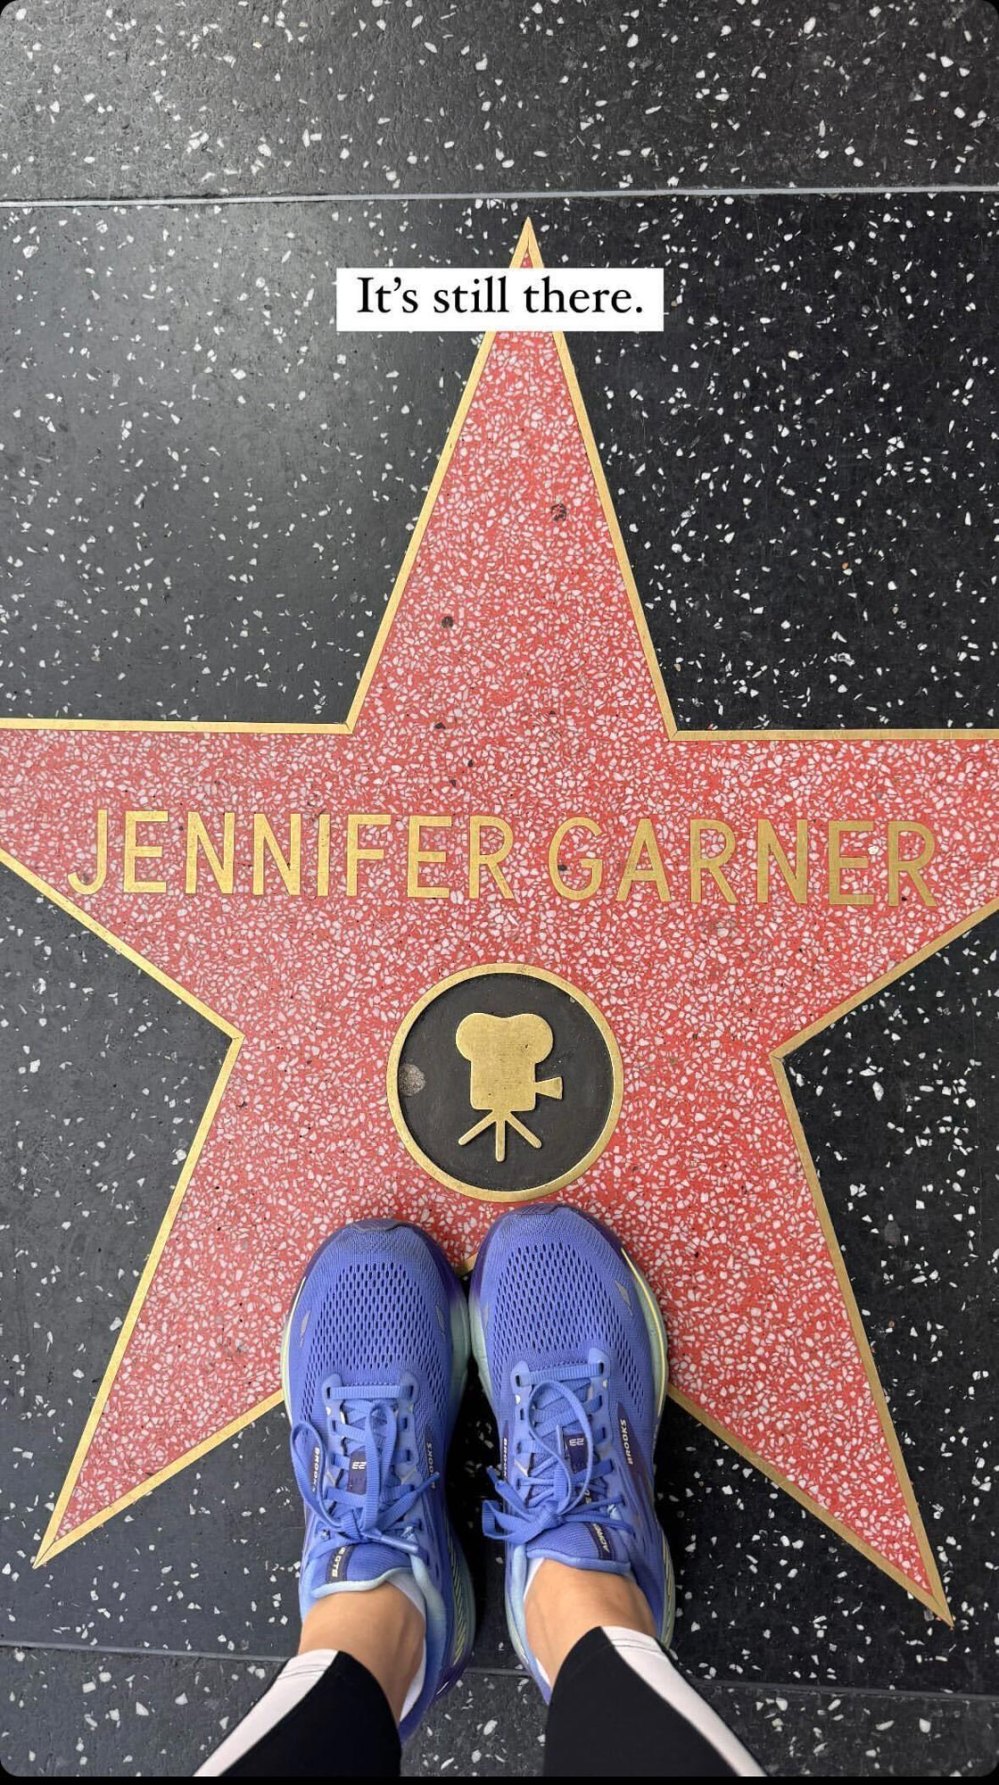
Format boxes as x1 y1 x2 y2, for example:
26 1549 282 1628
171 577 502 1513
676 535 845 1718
282 1203 675 1741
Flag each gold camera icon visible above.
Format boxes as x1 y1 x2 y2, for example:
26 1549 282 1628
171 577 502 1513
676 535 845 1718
455 1011 563 1162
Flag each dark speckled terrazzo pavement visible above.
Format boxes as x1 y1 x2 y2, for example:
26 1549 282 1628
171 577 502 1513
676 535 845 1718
1 2 997 1776
2 0 999 197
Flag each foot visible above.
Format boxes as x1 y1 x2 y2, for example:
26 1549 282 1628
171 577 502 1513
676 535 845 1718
469 1204 674 1698
281 1218 475 1739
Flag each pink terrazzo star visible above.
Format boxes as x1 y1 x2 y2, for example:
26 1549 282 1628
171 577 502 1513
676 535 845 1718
3 225 996 1614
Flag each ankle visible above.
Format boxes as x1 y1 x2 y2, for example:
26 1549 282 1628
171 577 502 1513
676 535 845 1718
299 1580 425 1722
524 1559 657 1687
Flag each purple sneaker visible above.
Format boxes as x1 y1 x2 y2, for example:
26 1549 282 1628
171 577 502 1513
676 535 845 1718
469 1204 674 1696
281 1219 475 1740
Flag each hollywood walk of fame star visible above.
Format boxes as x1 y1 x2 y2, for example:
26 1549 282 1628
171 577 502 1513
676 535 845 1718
2 223 996 1617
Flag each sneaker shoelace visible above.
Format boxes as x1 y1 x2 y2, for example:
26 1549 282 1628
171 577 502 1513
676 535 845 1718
291 1377 440 1569
483 1359 636 1548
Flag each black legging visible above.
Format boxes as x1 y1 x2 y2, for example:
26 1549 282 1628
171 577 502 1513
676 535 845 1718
201 1628 763 1778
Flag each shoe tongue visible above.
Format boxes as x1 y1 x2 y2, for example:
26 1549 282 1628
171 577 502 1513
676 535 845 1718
526 1380 584 1467
517 1385 627 1570
519 1389 631 1572
339 1448 370 1496
302 1429 372 1504
335 1396 397 1498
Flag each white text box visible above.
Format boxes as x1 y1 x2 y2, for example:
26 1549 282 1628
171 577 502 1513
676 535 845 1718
336 267 664 332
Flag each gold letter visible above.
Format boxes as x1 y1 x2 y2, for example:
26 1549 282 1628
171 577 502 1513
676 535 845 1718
616 818 671 903
828 820 874 907
548 817 603 900
888 821 937 908
316 813 330 898
407 815 452 899
468 815 514 900
69 808 109 896
253 813 302 896
346 813 391 896
756 819 808 904
123 809 168 894
689 819 736 905
185 812 235 894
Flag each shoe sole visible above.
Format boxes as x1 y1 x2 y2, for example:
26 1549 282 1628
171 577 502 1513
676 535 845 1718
468 1208 676 1686
280 1218 477 1734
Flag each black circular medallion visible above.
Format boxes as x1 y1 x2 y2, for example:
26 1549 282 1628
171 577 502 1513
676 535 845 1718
387 964 622 1202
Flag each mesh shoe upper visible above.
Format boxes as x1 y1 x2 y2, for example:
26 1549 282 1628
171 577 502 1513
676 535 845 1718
486 1210 652 1412
291 1228 451 1437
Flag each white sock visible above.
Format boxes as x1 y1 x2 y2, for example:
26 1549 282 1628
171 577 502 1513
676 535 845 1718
523 1554 546 1605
